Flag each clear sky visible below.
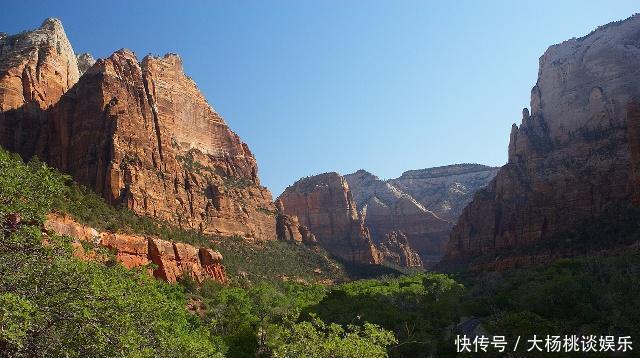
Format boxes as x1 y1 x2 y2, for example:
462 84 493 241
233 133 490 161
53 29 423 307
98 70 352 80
2 1 639 195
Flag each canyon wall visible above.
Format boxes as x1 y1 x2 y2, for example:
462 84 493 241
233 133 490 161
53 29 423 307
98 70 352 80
448 14 640 258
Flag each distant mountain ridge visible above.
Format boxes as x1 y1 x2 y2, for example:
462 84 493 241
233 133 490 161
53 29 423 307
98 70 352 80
389 164 500 222
276 164 497 268
344 164 497 265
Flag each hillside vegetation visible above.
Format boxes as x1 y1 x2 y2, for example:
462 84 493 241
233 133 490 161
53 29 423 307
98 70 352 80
2 147 640 357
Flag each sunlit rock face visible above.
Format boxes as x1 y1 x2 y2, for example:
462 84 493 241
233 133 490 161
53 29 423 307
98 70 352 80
0 19 279 241
36 49 277 239
0 18 80 111
278 172 381 265
44 214 226 283
448 14 640 258
389 164 499 222
0 18 80 156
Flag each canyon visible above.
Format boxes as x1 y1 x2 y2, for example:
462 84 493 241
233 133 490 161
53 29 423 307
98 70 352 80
4 14 637 276
279 167 498 268
344 170 451 266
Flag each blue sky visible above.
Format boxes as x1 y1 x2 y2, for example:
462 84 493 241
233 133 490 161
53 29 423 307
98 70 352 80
2 1 639 195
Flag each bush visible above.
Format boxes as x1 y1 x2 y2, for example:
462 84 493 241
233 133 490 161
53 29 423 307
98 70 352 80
268 317 396 358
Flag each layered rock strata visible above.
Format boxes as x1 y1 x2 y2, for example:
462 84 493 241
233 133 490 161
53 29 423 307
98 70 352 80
389 164 499 222
44 214 226 283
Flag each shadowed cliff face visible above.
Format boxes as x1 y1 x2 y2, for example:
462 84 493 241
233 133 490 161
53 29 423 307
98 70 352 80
0 19 278 241
378 231 423 268
277 172 381 265
447 14 640 259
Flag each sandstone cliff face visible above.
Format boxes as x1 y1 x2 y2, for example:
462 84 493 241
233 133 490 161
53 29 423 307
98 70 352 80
36 49 277 240
44 214 226 283
275 199 317 244
0 20 278 241
389 164 499 222
278 173 380 264
345 170 450 266
0 18 79 111
378 231 423 268
0 19 80 157
448 14 640 258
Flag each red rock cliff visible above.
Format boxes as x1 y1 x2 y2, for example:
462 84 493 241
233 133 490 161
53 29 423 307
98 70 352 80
0 20 278 241
278 173 380 264
447 14 640 258
378 231 423 268
44 214 226 283
0 18 80 157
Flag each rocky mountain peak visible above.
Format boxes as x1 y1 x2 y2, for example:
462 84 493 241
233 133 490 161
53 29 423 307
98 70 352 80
0 17 80 111
41 17 64 29
1 19 278 242
76 52 95 74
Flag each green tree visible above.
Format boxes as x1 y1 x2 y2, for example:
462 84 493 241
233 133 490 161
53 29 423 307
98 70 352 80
268 316 397 358
0 148 226 357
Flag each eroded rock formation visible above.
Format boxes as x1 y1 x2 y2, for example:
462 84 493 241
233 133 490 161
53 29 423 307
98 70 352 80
389 164 499 222
447 14 640 258
378 231 423 268
0 18 79 111
278 173 380 264
345 170 450 266
275 199 317 244
0 19 278 241
44 214 226 283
